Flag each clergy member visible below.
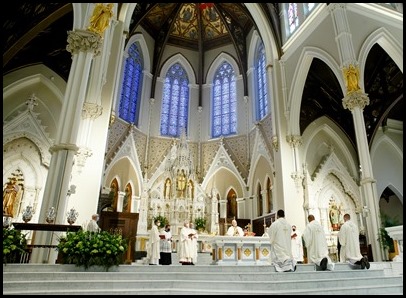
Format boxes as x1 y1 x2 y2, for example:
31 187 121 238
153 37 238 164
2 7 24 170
268 209 297 272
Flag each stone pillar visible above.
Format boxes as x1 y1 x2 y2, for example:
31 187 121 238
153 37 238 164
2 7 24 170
329 3 382 261
31 28 103 264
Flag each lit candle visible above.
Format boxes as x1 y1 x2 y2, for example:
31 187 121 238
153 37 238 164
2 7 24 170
264 218 266 225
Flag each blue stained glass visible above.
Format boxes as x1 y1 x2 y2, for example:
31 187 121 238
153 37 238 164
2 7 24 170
212 61 237 138
119 43 143 124
160 63 189 137
255 41 269 121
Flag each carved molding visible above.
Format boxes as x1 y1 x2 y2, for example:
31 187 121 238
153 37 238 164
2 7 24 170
82 102 103 120
342 91 370 111
66 29 103 56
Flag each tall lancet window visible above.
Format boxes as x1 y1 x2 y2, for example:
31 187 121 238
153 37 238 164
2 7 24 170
212 61 237 138
119 42 143 124
255 41 268 121
160 63 189 137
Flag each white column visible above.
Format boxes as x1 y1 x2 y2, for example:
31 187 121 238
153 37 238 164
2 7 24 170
31 29 103 264
329 3 382 261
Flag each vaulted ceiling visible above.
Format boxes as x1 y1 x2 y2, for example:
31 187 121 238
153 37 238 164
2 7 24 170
3 3 403 149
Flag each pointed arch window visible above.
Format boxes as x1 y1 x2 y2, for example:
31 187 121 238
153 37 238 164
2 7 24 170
280 3 319 43
255 41 268 121
119 43 143 124
160 63 189 137
288 3 299 33
212 61 237 138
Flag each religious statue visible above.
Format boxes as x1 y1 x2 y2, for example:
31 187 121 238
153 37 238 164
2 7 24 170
329 203 341 231
187 181 194 199
3 178 21 217
343 64 361 94
122 186 131 212
176 169 187 197
164 179 171 199
88 3 114 36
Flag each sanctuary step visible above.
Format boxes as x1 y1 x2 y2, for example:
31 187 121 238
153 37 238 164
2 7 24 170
3 262 403 295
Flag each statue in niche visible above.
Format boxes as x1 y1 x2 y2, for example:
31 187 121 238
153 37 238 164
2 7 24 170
164 179 171 199
187 180 194 199
329 203 341 231
176 169 187 197
122 186 131 212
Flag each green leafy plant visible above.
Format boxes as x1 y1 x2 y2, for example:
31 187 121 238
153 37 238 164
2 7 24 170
57 229 128 271
153 215 168 229
194 217 206 231
378 213 400 253
3 227 28 264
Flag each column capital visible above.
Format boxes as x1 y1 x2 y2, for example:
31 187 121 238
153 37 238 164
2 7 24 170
82 102 103 120
66 29 103 56
286 135 302 147
342 91 370 111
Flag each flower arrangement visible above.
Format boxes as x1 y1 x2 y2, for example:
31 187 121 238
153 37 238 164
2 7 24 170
3 226 27 264
194 217 206 231
152 215 168 229
57 229 128 271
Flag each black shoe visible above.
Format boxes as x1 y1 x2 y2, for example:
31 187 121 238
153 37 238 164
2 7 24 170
362 256 370 269
293 265 297 272
320 257 328 271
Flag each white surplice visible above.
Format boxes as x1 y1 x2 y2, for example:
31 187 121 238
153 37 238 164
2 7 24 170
268 217 296 272
338 219 363 265
302 219 334 270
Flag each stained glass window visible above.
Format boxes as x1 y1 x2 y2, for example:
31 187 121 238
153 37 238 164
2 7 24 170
119 43 143 124
255 41 268 121
288 3 299 33
160 63 189 137
212 61 236 138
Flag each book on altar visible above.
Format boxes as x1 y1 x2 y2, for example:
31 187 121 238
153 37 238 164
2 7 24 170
159 234 166 239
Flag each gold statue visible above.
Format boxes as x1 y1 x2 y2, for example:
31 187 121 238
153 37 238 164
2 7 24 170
3 178 22 217
343 64 361 94
88 3 114 36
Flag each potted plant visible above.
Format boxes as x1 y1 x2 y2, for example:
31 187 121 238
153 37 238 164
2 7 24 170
57 229 128 271
3 226 27 264
194 217 206 232
378 213 400 260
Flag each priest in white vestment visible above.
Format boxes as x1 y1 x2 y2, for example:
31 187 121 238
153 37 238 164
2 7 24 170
268 209 297 272
226 219 244 236
302 215 334 271
291 225 304 263
178 220 195 265
189 223 199 265
338 213 370 269
147 219 161 265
